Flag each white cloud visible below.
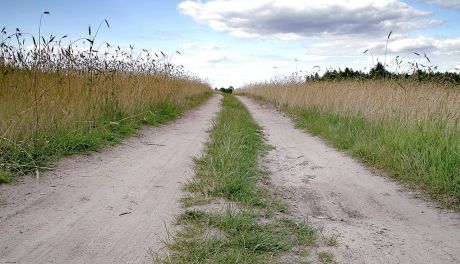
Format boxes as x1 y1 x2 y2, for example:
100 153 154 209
423 0 460 9
353 35 460 55
388 36 460 54
175 1 458 87
179 0 440 40
174 33 460 87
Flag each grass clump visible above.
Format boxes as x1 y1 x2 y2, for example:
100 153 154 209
0 170 12 183
168 209 317 263
159 94 324 263
318 251 334 264
240 80 460 209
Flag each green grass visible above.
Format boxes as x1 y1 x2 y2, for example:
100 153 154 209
0 170 12 183
242 92 460 209
168 209 316 263
0 91 212 182
184 93 269 207
318 251 334 264
291 107 460 209
160 94 324 263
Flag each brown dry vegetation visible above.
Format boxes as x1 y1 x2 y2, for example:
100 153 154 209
240 80 460 208
0 71 208 143
243 80 460 126
0 18 210 180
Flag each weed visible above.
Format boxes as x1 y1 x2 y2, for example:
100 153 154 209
318 251 334 264
0 170 12 183
322 235 338 247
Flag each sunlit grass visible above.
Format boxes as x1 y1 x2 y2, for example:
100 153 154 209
240 80 460 209
159 95 330 263
0 15 210 179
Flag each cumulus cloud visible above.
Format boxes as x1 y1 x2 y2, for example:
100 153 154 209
298 34 460 74
423 0 460 9
359 35 460 55
178 0 440 40
388 36 460 54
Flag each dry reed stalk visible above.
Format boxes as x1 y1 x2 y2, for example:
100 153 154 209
243 80 460 127
0 16 210 175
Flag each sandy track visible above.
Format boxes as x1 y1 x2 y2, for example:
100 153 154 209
0 95 221 264
238 96 460 264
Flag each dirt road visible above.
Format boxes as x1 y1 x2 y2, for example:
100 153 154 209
238 96 460 264
0 95 221 264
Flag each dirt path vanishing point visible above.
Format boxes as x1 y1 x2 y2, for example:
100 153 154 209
238 96 460 264
0 95 221 264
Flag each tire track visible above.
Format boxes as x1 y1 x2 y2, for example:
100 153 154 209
0 95 221 264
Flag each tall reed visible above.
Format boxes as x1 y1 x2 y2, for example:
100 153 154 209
240 80 460 208
0 14 210 178
243 80 460 127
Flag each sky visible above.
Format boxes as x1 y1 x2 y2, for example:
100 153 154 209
1 0 459 87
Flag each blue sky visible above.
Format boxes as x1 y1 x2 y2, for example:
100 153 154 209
1 0 459 87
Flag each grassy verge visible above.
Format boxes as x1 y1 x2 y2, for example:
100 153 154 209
244 93 460 210
160 94 334 263
0 91 211 183
293 108 460 208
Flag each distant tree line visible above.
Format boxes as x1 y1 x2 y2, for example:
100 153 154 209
305 63 460 84
215 86 234 94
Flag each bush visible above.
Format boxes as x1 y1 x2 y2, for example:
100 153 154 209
220 86 234 94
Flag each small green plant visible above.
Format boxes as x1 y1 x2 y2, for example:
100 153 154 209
0 170 13 183
318 251 334 263
323 235 338 247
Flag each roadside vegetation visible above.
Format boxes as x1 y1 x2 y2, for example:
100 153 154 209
159 94 335 263
239 66 460 209
0 13 211 182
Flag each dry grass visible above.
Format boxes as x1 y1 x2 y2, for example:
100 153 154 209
0 16 210 178
243 80 460 126
240 80 460 208
0 71 208 142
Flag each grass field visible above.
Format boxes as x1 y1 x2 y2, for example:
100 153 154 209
240 80 460 209
160 94 336 263
0 25 211 182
